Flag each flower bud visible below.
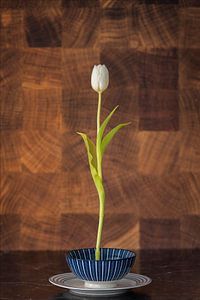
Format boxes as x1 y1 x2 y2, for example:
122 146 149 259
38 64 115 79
91 64 109 93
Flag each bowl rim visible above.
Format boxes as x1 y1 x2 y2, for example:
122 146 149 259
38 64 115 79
66 247 136 262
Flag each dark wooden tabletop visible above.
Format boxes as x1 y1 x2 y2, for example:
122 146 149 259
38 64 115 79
0 250 200 300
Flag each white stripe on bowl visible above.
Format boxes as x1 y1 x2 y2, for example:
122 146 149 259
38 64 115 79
118 259 123 278
88 260 93 280
81 260 88 281
82 249 86 260
101 261 104 281
106 260 111 281
72 250 77 258
121 259 128 277
75 259 82 278
88 249 92 260
107 248 109 260
95 261 98 281
111 260 118 281
112 249 115 259
77 249 81 259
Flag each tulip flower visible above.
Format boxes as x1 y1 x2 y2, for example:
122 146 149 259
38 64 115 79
77 64 131 260
91 65 109 93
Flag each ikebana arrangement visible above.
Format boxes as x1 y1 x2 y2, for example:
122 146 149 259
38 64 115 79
78 65 131 261
49 65 152 295
66 65 135 283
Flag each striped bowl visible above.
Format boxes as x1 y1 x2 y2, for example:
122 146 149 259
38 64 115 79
66 248 136 282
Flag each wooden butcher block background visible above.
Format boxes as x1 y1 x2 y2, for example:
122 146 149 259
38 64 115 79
0 0 200 251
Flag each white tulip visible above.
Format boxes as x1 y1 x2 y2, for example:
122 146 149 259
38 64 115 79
91 64 109 93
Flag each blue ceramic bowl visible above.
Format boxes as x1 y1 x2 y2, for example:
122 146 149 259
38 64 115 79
66 248 136 281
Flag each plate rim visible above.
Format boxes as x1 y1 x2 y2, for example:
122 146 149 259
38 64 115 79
49 272 152 291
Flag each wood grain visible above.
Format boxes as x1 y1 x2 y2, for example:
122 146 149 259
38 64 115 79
138 132 180 175
62 49 100 90
134 4 179 49
25 6 62 47
179 49 200 89
0 9 25 47
179 0 199 7
100 0 133 8
0 48 22 87
62 0 100 8
0 1 200 251
21 131 61 173
100 8 129 47
0 173 63 217
179 89 200 112
132 174 183 218
60 214 139 250
19 214 61 250
23 88 62 130
1 85 22 130
138 48 178 89
0 0 62 9
22 48 62 89
101 48 138 88
0 132 22 173
140 218 180 249
181 215 200 249
179 0 200 6
179 173 200 214
63 7 100 47
179 8 200 49
179 130 200 172
179 89 200 130
62 89 97 131
0 174 23 214
0 214 21 250
139 89 179 131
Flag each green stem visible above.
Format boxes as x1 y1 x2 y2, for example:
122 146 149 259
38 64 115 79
97 92 101 134
97 92 102 179
95 91 104 260
95 188 105 260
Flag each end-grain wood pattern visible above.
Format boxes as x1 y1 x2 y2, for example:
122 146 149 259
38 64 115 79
0 0 200 251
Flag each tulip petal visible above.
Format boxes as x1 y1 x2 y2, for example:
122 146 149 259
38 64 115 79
91 65 99 92
91 64 109 93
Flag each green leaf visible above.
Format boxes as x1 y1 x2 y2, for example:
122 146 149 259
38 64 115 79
98 105 119 142
96 105 119 166
77 132 103 193
77 132 97 173
101 122 131 155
